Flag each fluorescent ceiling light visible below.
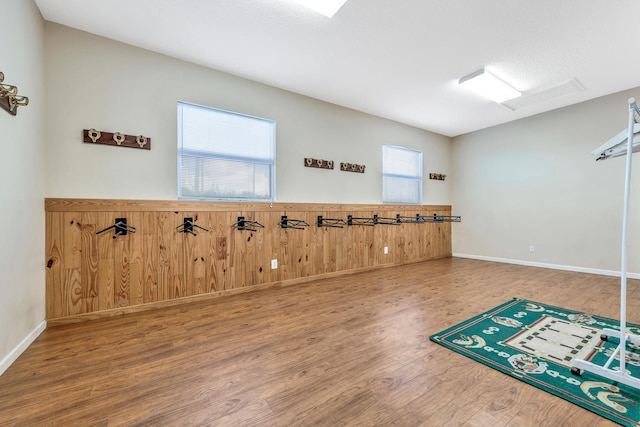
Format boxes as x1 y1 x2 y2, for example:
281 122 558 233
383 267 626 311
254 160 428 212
458 68 521 103
291 0 347 18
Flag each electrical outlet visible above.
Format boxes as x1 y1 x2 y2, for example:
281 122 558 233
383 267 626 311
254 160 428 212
384 246 389 254
529 245 535 253
271 259 278 269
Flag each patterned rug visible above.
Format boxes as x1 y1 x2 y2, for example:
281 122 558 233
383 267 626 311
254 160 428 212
430 298 640 426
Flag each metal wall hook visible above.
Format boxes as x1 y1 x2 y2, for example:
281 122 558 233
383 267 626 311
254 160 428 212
0 84 17 97
432 214 461 223
279 216 309 230
374 214 400 225
347 215 375 226
232 216 264 232
423 214 462 223
0 71 29 116
396 214 425 224
317 216 346 228
96 218 136 239
176 217 209 236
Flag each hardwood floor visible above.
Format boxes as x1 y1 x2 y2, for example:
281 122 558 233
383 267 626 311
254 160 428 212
1 257 636 426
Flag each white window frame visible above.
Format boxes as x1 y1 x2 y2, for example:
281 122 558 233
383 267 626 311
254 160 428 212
382 144 423 204
177 101 276 201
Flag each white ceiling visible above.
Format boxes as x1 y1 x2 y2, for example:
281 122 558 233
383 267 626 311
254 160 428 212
34 0 640 137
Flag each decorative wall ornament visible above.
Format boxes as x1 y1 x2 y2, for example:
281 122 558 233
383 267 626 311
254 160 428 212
0 71 29 116
304 157 334 170
83 129 151 150
429 173 447 181
340 162 366 173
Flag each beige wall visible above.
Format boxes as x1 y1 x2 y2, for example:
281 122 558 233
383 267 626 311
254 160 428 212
0 0 46 373
0 17 451 374
44 23 451 205
11 3 640 375
452 88 640 275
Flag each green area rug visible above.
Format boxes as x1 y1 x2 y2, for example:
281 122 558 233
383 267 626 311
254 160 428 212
430 298 640 426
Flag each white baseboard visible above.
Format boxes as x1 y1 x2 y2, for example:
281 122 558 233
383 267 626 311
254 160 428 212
452 253 640 280
0 320 46 376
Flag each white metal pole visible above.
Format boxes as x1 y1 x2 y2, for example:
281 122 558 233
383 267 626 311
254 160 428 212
619 97 636 375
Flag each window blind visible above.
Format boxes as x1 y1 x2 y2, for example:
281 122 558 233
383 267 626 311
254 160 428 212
178 102 275 200
382 144 422 204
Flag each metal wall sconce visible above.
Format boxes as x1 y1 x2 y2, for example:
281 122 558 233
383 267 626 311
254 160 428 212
0 72 29 116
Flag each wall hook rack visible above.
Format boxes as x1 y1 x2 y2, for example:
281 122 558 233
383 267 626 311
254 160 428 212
95 217 136 239
233 216 264 232
83 128 151 150
374 214 401 225
427 214 462 223
396 214 426 224
340 162 366 173
176 217 209 236
304 158 334 170
347 215 375 226
279 216 309 230
317 216 346 228
0 71 29 116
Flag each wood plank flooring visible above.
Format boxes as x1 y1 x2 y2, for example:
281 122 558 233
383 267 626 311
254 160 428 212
1 257 637 426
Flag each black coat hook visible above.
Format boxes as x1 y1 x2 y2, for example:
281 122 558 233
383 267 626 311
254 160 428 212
317 216 346 228
96 218 136 239
233 216 264 232
279 216 309 230
176 217 209 236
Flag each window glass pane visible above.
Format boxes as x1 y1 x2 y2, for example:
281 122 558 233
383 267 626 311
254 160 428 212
180 156 272 199
382 145 422 204
181 105 274 160
178 102 275 200
383 176 421 204
383 145 420 177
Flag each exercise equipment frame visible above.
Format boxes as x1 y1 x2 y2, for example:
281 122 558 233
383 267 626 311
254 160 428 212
572 98 640 389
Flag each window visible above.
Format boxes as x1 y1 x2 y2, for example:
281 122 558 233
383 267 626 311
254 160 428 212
382 145 422 204
178 102 276 200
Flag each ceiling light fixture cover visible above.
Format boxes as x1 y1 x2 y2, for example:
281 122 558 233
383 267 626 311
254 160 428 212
459 68 521 103
291 0 347 18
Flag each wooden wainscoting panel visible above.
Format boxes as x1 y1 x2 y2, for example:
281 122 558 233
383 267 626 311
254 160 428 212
45 212 63 319
45 199 453 323
143 211 159 303
80 212 98 313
